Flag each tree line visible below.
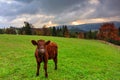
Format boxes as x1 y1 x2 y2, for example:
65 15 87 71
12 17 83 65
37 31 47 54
0 22 120 45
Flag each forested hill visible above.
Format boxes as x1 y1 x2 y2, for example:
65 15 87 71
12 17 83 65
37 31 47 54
56 21 120 32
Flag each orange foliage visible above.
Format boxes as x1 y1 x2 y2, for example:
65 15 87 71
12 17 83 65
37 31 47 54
77 32 84 39
97 23 120 41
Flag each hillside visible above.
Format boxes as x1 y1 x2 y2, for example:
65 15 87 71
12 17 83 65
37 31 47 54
0 34 120 80
57 21 120 32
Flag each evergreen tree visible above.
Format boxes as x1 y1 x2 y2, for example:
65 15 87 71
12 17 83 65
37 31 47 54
5 27 16 34
56 27 63 36
88 30 92 39
58 27 63 37
87 30 97 39
52 27 57 36
62 25 69 37
56 27 60 36
62 25 65 36
49 27 52 36
0 29 4 34
42 25 48 36
23 22 32 35
118 27 120 36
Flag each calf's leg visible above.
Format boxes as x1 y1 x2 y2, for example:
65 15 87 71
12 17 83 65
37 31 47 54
44 62 48 78
53 57 57 70
36 62 40 76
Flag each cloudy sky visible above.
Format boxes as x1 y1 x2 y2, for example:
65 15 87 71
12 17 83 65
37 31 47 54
0 0 120 28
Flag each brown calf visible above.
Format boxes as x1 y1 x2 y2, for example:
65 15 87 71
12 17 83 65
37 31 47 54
31 39 58 78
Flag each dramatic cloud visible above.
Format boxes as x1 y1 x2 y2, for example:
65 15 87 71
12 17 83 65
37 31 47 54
71 16 120 25
0 0 120 28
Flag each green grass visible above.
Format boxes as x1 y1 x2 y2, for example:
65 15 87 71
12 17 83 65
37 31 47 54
0 34 120 80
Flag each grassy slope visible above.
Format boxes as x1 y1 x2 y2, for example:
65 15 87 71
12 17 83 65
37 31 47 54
0 34 120 80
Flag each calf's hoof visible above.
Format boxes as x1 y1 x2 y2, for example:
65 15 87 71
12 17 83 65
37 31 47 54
45 74 48 78
55 67 57 70
36 73 39 76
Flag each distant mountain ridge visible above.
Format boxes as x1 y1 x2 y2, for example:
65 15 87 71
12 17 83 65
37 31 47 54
56 21 120 32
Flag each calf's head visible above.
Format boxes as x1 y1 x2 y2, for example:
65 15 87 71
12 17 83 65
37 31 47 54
31 40 50 55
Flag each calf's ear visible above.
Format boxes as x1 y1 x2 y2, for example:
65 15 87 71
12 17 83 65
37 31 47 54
45 40 50 45
31 40 38 46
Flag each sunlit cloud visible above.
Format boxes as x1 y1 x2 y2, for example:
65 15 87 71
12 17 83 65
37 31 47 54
34 20 58 28
47 21 57 27
71 20 86 25
46 21 58 27
71 16 120 25
89 0 100 5
3 14 55 28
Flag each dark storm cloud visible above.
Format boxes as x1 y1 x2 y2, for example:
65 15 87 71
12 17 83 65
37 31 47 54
39 0 84 15
90 0 120 18
0 0 120 28
0 0 86 16
0 1 21 16
1 0 120 18
0 0 41 17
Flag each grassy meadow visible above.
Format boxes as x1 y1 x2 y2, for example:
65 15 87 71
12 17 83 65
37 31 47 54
0 34 120 80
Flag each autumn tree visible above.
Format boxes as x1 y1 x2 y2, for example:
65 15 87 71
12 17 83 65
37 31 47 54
97 23 120 45
77 32 84 39
97 23 119 40
119 27 120 36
